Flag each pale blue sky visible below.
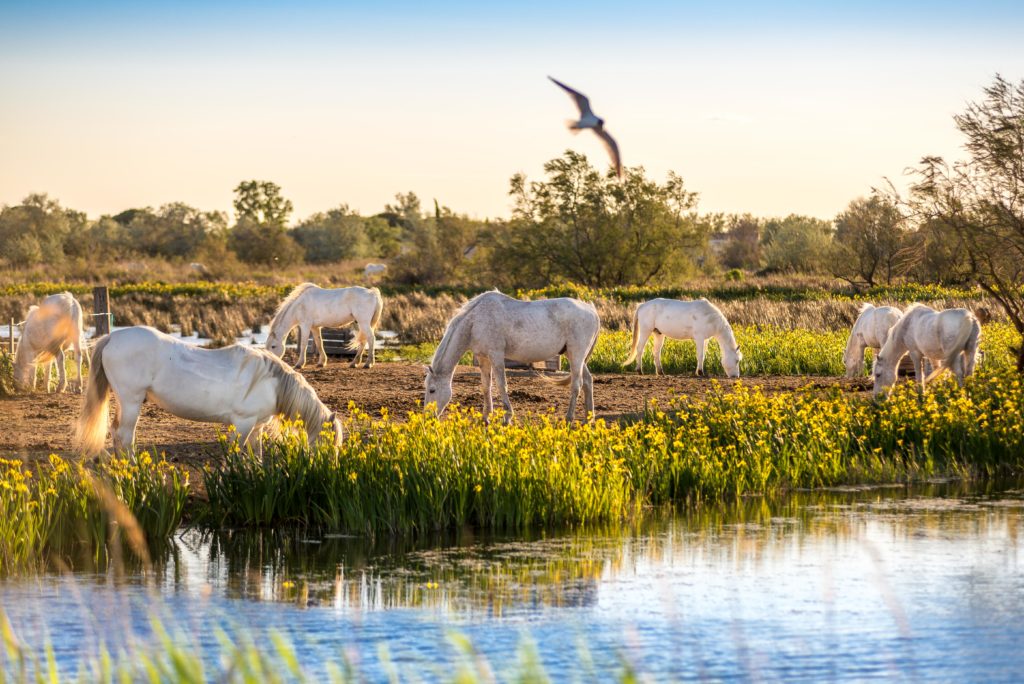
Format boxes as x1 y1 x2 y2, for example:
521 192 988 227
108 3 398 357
1 1 1022 222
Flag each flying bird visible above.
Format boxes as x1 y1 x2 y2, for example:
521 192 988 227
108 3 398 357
548 76 622 178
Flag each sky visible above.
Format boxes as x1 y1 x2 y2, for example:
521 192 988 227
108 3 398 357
1 1 1022 223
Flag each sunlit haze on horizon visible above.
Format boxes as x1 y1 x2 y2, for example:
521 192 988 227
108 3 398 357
1 1 1022 222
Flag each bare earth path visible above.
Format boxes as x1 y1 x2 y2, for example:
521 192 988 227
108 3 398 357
0 363 871 462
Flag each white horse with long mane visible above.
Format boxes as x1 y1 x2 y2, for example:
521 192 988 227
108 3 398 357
77 326 342 455
844 303 903 378
424 291 600 423
265 283 384 369
622 298 742 377
14 292 89 393
872 304 981 397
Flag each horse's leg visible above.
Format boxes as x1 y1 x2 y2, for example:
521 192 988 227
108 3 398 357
634 326 653 374
55 349 67 393
113 392 144 454
313 327 328 367
365 322 376 369
910 352 925 392
234 418 259 453
492 358 514 425
651 333 666 376
295 325 310 369
695 337 707 377
564 359 584 422
478 356 494 423
950 352 966 388
582 365 594 421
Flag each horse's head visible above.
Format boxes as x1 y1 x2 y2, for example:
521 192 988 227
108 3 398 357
265 331 284 357
872 353 897 397
12 339 35 390
723 344 742 378
423 365 452 417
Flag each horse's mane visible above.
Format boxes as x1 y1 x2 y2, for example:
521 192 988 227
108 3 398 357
257 350 331 430
269 283 319 335
430 290 501 369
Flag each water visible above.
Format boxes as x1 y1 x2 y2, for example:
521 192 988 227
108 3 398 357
3 482 1023 681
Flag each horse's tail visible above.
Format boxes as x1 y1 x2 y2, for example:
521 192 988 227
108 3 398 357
77 334 112 455
924 313 977 384
621 306 641 367
66 294 82 332
370 287 383 329
347 288 384 351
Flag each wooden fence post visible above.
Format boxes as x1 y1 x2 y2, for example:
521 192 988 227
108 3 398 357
93 286 111 336
7 318 13 356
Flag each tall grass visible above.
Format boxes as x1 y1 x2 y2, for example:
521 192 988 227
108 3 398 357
202 366 1024 535
0 612 610 683
0 453 189 575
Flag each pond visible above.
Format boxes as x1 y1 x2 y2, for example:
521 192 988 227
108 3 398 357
2 481 1023 681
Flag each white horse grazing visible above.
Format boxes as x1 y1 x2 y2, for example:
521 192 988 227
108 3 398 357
622 298 742 377
844 304 903 378
424 291 600 423
364 263 388 280
77 326 342 455
14 292 89 393
265 283 384 369
873 304 981 397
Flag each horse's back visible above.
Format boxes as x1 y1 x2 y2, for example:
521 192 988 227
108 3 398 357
642 298 726 338
104 327 276 422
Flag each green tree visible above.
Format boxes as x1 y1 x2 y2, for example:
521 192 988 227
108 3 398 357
122 203 228 258
291 205 367 263
392 199 487 285
761 214 833 273
0 194 79 266
904 75 1024 371
229 180 301 265
491 151 703 287
232 180 293 226
720 215 761 271
832 196 909 287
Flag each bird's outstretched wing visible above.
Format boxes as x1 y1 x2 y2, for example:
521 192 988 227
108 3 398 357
548 76 594 118
594 128 622 178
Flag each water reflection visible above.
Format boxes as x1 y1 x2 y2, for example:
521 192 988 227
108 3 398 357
157 480 1023 615
3 480 1023 681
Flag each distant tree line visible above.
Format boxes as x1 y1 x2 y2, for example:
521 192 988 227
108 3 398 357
1 72 1019 320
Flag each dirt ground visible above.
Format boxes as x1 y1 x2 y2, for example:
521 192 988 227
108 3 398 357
0 363 872 462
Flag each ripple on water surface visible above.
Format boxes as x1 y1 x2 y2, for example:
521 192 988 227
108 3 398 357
2 481 1023 681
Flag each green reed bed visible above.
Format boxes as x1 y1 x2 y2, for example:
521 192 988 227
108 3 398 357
201 366 1024 535
0 453 188 574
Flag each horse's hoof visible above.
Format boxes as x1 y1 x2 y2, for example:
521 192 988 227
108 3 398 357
363 363 374 369
348 362 357 368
